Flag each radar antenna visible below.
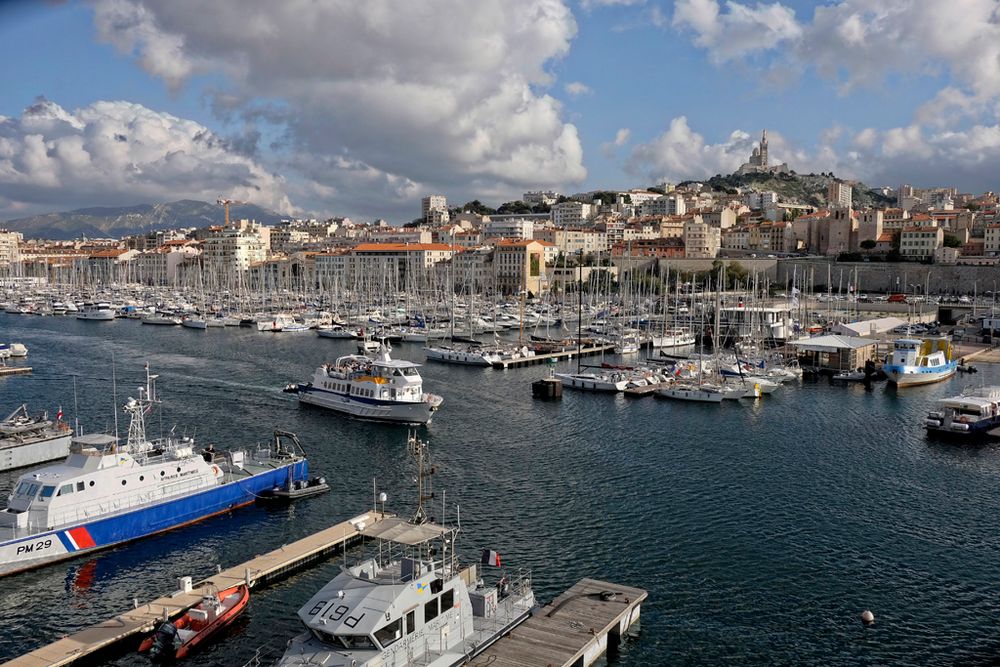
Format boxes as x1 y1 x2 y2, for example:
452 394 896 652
407 431 434 525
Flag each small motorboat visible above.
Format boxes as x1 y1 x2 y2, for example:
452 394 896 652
260 475 330 500
832 369 867 382
139 583 250 661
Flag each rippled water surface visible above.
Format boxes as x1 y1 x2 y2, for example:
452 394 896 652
1 314 1000 666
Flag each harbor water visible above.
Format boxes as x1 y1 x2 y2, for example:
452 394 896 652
2 314 1000 665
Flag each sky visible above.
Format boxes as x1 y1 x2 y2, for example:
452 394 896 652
2 0 1000 223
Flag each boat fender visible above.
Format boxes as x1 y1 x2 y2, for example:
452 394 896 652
211 465 221 476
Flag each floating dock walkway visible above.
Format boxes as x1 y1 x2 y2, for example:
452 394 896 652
471 577 647 667
492 344 616 369
4 511 388 667
0 366 31 377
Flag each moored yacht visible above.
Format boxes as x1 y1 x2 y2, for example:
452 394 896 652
650 327 696 349
423 344 501 366
291 345 443 424
554 371 629 392
275 435 534 667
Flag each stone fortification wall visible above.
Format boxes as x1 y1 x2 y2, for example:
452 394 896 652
776 259 1000 294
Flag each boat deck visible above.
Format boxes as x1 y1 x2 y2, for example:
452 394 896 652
5 511 391 667
470 577 647 667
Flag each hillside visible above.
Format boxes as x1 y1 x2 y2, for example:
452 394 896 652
3 200 287 239
681 171 896 209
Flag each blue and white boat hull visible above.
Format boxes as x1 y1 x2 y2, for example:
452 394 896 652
0 461 307 577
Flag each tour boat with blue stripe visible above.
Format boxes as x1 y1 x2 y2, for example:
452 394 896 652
925 386 1000 436
0 366 311 578
290 344 443 424
884 336 957 387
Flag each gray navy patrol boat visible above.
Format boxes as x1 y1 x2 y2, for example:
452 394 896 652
275 435 535 666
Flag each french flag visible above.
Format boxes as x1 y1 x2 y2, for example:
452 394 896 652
481 549 501 567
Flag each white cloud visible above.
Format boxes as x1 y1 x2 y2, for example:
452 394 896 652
627 114 1000 194
0 98 290 217
672 0 1000 102
91 0 587 219
672 0 802 63
600 127 632 158
581 0 646 7
564 81 593 97
625 116 753 181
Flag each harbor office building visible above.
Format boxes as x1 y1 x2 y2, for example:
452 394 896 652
789 335 879 372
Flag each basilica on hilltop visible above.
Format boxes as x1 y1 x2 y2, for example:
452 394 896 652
737 129 789 175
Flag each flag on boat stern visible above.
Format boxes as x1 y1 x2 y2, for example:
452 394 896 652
481 549 501 567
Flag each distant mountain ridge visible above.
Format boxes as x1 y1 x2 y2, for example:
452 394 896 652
3 200 287 239
681 171 896 209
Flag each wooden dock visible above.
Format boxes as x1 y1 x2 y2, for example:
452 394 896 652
0 366 31 377
492 344 616 369
4 511 388 667
471 578 647 667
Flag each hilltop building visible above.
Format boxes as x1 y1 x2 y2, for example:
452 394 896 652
737 130 789 176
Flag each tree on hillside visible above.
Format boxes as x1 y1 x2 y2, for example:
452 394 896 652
860 239 877 250
496 200 532 214
459 200 496 215
943 234 962 248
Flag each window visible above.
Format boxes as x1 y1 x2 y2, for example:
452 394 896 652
406 609 416 635
425 598 439 622
89 481 95 487
374 618 402 648
122 480 127 486
39 486 56 500
58 484 73 497
441 589 454 611
76 481 85 492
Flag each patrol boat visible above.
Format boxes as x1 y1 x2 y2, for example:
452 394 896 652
884 336 957 387
275 435 534 667
0 405 73 471
0 366 310 578
290 344 443 424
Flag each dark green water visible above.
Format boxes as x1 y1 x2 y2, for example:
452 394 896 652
2 314 1000 666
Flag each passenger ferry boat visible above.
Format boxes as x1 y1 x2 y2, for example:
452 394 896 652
274 435 535 667
0 405 73 471
75 302 115 321
291 345 443 424
925 386 1000 436
884 336 957 387
0 367 310 577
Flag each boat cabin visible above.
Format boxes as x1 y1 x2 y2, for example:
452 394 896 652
0 433 218 534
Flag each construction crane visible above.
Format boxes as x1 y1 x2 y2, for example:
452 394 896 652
216 197 245 228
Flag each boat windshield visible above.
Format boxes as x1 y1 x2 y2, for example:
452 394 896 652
310 630 377 650
373 619 402 648
14 481 40 499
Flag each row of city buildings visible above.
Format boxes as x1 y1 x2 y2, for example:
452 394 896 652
3 130 1000 293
